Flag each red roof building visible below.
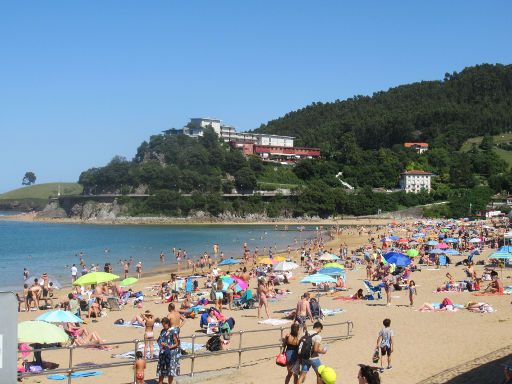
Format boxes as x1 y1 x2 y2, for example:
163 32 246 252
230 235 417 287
403 142 429 154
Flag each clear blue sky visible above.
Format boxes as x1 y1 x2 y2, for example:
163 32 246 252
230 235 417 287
1 1 511 193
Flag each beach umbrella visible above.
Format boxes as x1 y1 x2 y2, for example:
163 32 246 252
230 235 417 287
120 277 138 286
444 238 458 243
426 240 439 246
73 272 119 286
18 321 70 344
220 276 244 292
406 249 419 257
219 259 240 266
318 253 340 261
258 258 276 265
323 263 345 269
409 241 419 245
388 236 400 241
274 261 299 271
429 248 444 254
300 273 336 284
229 275 249 290
398 238 409 244
318 267 344 276
444 249 460 255
440 228 449 233
498 246 512 253
273 256 287 262
24 275 62 290
383 252 406 261
489 251 512 260
385 253 411 267
469 238 481 243
435 243 449 249
36 310 83 324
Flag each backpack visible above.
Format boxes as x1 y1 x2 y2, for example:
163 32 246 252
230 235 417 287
298 332 318 359
206 335 222 352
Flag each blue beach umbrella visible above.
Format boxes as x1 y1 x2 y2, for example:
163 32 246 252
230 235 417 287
498 246 512 253
383 252 406 261
444 249 460 255
489 251 512 260
444 238 458 243
429 248 444 254
219 259 240 266
300 273 336 284
318 267 344 276
37 310 83 323
426 240 439 246
385 254 411 267
388 236 400 241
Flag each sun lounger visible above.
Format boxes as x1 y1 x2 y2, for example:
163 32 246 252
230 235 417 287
363 280 382 300
107 297 122 311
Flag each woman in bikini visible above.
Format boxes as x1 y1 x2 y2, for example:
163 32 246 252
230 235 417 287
257 278 270 319
141 311 155 358
226 281 237 310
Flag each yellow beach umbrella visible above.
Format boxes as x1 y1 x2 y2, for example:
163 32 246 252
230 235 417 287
258 257 276 265
273 256 286 262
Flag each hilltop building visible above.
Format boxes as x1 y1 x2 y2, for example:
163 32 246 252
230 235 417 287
164 117 320 164
404 142 429 154
399 170 433 193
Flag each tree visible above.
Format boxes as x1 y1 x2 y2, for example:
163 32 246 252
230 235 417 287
234 168 257 192
22 172 36 185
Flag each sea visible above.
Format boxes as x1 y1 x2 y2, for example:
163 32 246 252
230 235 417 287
0 216 315 291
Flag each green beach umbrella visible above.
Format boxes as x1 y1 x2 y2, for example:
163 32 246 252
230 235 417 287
73 272 119 286
120 277 138 286
406 249 419 257
323 263 345 269
18 321 70 343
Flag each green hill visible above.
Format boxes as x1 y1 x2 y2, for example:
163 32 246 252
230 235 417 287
0 183 82 200
460 133 512 168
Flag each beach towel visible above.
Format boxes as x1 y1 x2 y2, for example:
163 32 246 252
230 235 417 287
48 371 103 380
114 322 162 329
322 308 345 316
258 319 291 326
472 292 507 296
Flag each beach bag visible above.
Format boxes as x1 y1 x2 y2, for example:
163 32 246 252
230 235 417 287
276 352 287 367
372 347 380 363
298 332 318 359
206 335 222 352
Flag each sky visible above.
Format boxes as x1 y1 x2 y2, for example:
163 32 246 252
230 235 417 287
1 1 511 193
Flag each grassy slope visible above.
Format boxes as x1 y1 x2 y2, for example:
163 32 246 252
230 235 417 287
0 182 82 200
460 133 512 168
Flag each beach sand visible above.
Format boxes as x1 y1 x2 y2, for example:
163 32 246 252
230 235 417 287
19 224 512 384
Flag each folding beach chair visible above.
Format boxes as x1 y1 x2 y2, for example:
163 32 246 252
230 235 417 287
233 290 255 309
363 280 382 300
107 297 122 311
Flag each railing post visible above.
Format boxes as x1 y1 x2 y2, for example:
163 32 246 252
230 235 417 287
190 334 196 377
67 345 74 384
237 331 243 369
280 326 284 341
133 339 139 384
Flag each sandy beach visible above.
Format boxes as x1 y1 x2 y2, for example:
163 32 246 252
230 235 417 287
18 222 512 384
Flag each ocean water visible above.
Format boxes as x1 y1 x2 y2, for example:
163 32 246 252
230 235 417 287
0 220 312 291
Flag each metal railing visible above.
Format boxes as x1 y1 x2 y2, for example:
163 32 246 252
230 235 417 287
19 320 353 383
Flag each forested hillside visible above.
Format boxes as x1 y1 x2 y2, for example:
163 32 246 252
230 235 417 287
76 64 512 218
256 64 512 151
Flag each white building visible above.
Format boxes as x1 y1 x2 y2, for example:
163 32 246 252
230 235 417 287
399 170 433 193
178 117 295 147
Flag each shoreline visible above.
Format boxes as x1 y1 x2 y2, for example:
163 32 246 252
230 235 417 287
0 212 394 226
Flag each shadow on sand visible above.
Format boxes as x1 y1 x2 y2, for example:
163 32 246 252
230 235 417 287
416 345 512 384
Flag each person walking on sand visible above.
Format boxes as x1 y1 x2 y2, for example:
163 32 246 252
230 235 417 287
257 277 270 319
408 280 417 306
376 318 394 373
134 350 146 384
382 270 394 306
157 317 180 384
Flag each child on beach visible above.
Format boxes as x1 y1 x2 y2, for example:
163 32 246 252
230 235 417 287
134 351 146 384
376 318 394 373
408 280 417 306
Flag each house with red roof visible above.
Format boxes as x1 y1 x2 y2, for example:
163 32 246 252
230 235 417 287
403 142 429 154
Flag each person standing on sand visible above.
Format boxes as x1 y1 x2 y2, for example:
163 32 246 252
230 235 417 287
257 277 270 319
134 350 146 384
408 280 417 306
295 293 313 331
167 303 185 332
376 318 394 373
123 261 129 279
382 270 394 306
141 310 155 358
136 261 143 279
71 264 77 283
156 317 180 384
